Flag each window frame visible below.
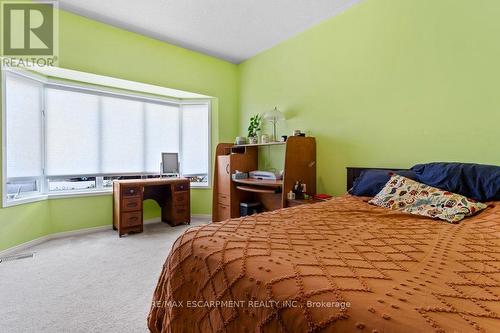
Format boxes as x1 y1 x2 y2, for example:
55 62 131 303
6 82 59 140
2 68 212 208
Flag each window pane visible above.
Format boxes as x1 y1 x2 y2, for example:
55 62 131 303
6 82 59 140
102 175 143 188
101 96 144 174
103 176 120 188
5 74 43 178
181 103 209 176
186 175 208 184
6 178 39 200
145 103 179 173
48 177 96 192
45 88 100 176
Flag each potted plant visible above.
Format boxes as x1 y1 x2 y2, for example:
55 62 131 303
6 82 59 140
247 114 262 144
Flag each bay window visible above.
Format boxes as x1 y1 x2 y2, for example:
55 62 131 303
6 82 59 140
2 70 211 206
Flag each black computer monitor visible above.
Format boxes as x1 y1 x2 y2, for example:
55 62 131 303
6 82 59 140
161 153 179 174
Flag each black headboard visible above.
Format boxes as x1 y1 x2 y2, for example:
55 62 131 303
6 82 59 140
346 167 410 191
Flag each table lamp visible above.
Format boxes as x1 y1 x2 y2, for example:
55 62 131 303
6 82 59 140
263 106 285 142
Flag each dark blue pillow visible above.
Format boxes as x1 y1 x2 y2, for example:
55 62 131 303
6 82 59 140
411 162 500 201
350 169 417 196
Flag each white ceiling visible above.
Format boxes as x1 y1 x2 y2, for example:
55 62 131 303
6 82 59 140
56 0 362 64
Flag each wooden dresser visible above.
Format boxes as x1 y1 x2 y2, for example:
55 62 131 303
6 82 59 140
113 178 190 237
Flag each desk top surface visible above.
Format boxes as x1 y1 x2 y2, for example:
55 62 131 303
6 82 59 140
113 178 189 186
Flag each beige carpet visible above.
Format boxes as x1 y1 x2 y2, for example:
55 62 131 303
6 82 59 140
0 218 209 333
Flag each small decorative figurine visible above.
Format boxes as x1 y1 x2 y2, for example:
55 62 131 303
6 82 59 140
293 180 304 199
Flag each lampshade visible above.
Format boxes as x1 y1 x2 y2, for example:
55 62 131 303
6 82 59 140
263 106 285 122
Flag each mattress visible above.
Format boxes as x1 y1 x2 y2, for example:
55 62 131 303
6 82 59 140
148 195 500 333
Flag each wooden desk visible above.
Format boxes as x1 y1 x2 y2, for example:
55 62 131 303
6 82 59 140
112 178 190 237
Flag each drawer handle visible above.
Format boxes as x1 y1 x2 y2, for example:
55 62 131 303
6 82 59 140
225 164 230 174
127 202 138 207
129 216 138 221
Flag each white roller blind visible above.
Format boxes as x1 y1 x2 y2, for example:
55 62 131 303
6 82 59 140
144 103 179 173
181 103 209 175
4 71 210 191
45 88 100 176
101 96 144 174
5 74 43 178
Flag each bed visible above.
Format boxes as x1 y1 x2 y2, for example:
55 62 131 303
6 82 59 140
148 168 500 333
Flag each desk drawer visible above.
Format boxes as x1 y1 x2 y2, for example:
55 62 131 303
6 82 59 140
218 193 230 205
121 211 142 227
174 182 189 192
173 191 189 205
121 197 142 212
172 205 189 219
121 186 141 197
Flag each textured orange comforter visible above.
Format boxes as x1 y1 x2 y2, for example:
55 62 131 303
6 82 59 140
148 195 500 333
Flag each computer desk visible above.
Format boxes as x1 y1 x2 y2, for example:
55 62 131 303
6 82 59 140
112 178 190 237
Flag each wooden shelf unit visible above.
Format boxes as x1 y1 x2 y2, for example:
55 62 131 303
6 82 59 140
212 136 316 222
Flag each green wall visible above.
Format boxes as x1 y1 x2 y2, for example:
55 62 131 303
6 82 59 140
3 0 500 252
0 7 239 251
0 201 50 251
239 0 500 196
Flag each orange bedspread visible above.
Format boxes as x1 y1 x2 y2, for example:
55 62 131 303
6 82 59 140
148 195 500 333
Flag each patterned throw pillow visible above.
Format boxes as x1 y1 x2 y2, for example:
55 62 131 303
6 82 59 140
369 175 487 223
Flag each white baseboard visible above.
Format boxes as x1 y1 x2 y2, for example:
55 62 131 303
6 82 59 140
0 215 211 258
0 234 51 258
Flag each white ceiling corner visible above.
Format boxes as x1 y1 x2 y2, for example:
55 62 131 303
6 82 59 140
55 0 362 64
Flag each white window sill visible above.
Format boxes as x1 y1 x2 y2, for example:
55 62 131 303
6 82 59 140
190 183 211 189
3 190 113 207
48 189 113 199
3 195 48 208
3 183 211 207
